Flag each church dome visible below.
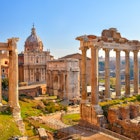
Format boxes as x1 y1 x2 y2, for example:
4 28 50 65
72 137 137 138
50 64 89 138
24 25 43 52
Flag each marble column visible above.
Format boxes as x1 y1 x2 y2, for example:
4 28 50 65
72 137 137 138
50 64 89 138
0 51 2 105
81 47 88 103
133 50 139 94
115 50 121 97
8 38 20 109
125 50 130 96
104 48 110 98
91 46 99 105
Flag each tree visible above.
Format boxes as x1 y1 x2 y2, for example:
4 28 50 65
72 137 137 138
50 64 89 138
2 78 8 90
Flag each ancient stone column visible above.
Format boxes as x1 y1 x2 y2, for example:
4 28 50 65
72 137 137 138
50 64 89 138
8 38 20 110
115 50 121 97
104 48 110 98
0 51 2 105
125 50 130 96
91 46 99 105
133 50 139 94
80 47 88 103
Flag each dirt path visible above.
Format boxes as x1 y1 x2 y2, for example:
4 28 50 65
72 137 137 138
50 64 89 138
40 111 118 140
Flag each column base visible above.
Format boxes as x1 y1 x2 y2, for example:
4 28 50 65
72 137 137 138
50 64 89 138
80 104 105 127
80 99 88 104
133 92 138 96
92 104 103 115
115 96 122 99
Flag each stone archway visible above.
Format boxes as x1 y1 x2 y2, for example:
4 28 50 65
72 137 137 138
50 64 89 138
36 72 40 82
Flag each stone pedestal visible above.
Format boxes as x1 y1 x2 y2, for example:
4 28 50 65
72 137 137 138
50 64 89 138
80 104 104 128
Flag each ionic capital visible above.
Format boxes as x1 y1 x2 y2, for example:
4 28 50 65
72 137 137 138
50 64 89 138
79 46 89 51
133 50 139 54
114 49 121 52
8 37 19 51
103 48 111 53
124 50 130 53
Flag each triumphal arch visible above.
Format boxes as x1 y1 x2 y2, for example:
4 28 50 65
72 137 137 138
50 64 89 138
0 38 20 114
76 28 140 127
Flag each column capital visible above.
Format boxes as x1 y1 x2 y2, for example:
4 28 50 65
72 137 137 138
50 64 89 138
8 38 19 51
133 50 139 53
79 46 89 51
90 45 100 50
124 50 130 53
114 49 121 52
103 48 111 52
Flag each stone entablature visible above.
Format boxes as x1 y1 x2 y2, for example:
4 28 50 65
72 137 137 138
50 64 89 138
46 58 80 100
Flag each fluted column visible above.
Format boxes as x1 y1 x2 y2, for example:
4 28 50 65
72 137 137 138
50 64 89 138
125 50 130 96
104 48 110 98
8 38 20 109
80 47 88 103
91 46 99 105
115 50 121 97
133 50 139 94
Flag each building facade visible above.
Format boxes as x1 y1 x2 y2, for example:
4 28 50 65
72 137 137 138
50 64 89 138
46 58 80 100
60 53 91 86
18 26 54 84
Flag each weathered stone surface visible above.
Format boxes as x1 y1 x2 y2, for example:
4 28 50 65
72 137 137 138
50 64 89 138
47 58 80 100
129 103 139 119
38 128 48 140
119 106 130 120
108 108 119 123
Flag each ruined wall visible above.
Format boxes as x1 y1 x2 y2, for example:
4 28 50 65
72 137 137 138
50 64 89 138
107 103 140 139
80 104 105 129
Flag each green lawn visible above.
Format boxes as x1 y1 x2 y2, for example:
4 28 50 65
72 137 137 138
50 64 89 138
19 98 44 119
0 114 21 140
62 113 80 125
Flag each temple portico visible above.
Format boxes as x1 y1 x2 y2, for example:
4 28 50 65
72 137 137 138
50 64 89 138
76 28 140 127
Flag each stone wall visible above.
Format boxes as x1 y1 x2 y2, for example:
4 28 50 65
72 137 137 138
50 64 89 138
80 104 105 128
107 103 140 139
19 84 46 98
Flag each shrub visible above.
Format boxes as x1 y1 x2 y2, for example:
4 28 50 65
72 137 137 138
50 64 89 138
136 95 140 101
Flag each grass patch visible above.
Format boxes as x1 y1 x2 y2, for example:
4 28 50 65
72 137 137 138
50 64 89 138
0 114 21 140
99 95 138 118
19 98 44 119
62 113 80 125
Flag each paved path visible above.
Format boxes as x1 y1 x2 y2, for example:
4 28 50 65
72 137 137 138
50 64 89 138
40 112 118 140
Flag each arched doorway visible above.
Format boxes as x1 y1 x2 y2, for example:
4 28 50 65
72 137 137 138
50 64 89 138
36 72 40 82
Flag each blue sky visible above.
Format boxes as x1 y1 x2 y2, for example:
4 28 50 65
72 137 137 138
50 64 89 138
0 0 140 58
